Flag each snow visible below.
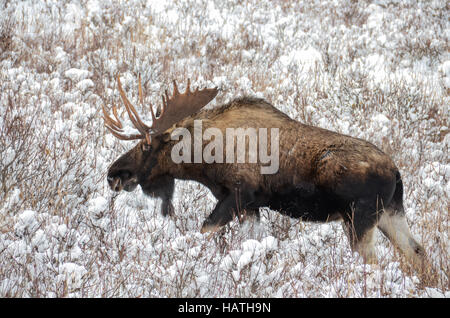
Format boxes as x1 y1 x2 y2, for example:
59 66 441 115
64 68 91 82
76 79 94 92
0 0 448 298
366 5 384 29
441 60 450 89
261 236 278 251
88 196 108 215
14 210 39 237
279 47 323 73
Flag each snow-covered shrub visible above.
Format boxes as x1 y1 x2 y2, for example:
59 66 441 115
0 0 447 297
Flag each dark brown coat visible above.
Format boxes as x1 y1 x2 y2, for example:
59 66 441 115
107 97 425 265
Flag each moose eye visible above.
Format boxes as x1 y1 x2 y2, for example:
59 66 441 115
142 143 151 152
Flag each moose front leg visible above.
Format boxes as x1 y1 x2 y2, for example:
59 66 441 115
161 196 175 217
141 176 175 217
200 188 257 233
159 177 175 217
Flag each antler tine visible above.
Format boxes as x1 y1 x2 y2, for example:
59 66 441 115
172 80 179 96
102 104 122 130
150 79 218 135
102 104 142 140
105 125 143 140
158 89 170 119
186 78 191 94
103 76 218 141
111 104 123 129
117 75 151 137
138 74 143 105
149 101 157 122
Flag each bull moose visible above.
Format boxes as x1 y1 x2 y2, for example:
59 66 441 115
102 75 425 267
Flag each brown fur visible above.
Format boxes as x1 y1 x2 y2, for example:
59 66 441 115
107 97 425 268
154 97 397 196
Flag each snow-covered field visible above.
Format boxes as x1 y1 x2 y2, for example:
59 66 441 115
0 0 448 297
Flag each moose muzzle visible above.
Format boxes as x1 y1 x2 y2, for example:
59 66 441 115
107 171 138 192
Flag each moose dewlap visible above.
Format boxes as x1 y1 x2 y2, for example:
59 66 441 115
103 75 425 269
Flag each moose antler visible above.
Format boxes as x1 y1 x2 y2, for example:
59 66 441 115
102 75 218 144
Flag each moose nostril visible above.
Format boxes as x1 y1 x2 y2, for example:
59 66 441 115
107 174 121 190
107 175 116 186
107 170 134 191
110 177 121 191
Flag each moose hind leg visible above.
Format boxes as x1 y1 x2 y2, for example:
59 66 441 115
377 210 425 266
342 222 377 264
342 200 379 264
